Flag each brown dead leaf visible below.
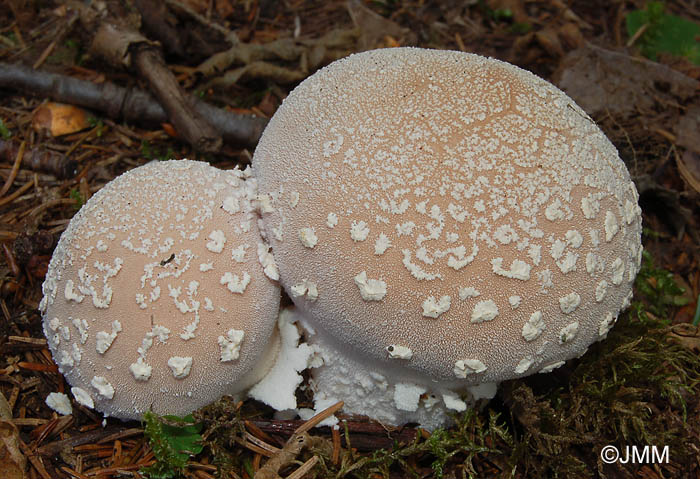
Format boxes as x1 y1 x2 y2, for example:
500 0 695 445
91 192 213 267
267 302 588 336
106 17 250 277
32 102 90 137
675 105 700 154
668 323 700 353
554 45 699 119
676 150 700 194
673 105 700 193
346 0 414 51
558 23 584 50
0 392 26 479
535 28 564 57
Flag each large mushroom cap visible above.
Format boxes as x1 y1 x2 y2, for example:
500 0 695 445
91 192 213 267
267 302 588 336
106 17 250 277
253 48 643 390
41 160 281 419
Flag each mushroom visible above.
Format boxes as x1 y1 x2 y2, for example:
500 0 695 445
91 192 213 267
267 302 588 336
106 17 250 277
252 48 643 429
40 160 281 420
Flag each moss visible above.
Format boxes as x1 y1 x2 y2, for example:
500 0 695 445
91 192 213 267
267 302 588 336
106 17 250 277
190 254 699 478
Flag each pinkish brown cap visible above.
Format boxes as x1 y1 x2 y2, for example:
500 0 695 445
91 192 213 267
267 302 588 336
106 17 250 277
252 48 642 422
40 160 280 419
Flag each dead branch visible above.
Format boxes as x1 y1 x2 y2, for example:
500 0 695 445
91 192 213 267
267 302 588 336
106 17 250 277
0 140 78 179
91 22 222 153
0 63 267 146
250 417 420 451
36 426 141 457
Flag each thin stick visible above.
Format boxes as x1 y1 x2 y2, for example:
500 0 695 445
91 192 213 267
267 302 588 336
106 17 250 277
293 401 343 435
0 140 24 197
286 456 319 479
0 180 33 206
331 425 341 465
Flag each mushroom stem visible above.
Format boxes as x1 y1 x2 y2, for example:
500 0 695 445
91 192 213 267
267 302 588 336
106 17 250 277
287 308 497 431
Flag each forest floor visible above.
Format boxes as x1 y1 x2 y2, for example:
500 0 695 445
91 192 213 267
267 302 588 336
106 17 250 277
1 1 699 478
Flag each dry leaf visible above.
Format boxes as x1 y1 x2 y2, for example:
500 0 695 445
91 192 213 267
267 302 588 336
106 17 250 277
669 324 700 352
32 102 90 137
555 45 699 118
347 0 413 51
674 105 700 193
0 392 26 479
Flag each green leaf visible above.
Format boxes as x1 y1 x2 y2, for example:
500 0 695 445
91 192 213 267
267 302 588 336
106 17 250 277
626 2 700 64
0 119 11 140
141 412 203 479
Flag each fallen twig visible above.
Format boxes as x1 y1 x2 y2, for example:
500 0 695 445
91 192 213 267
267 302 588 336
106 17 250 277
240 402 343 479
0 63 267 147
91 22 222 153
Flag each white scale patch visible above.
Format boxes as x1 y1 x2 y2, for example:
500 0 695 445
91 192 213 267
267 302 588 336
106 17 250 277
231 244 248 262
565 230 583 248
64 279 84 303
354 271 387 301
545 199 565 221
386 345 413 359
257 243 279 280
581 195 599 219
299 227 318 248
91 376 115 399
515 356 534 374
350 220 370 241
289 191 300 208
256 194 274 213
611 257 625 285
206 230 226 253
458 287 480 300
447 244 478 271
129 358 152 381
595 280 608 302
522 311 545 341
559 292 581 314
218 329 245 362
453 359 487 377
290 279 319 301
604 211 619 242
422 295 451 318
222 196 240 214
539 361 565 373
168 356 193 378
71 387 94 409
220 272 251 294
71 318 89 344
393 383 426 412
374 233 391 255
326 212 338 228
559 322 579 344
95 320 122 354
45 392 72 416
491 258 531 280
599 312 616 337
395 221 415 237
471 299 499 323
509 295 521 309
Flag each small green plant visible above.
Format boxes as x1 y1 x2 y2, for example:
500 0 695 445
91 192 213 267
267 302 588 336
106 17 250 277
0 119 12 140
141 140 176 162
626 1 700 64
633 250 689 320
141 412 204 479
69 188 84 210
87 117 104 137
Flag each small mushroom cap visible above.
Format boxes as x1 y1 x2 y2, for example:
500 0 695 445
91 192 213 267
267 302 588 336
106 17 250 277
253 48 642 386
40 160 280 419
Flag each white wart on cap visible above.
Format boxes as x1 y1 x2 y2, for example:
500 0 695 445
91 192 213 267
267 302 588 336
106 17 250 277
252 48 643 427
40 160 280 419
